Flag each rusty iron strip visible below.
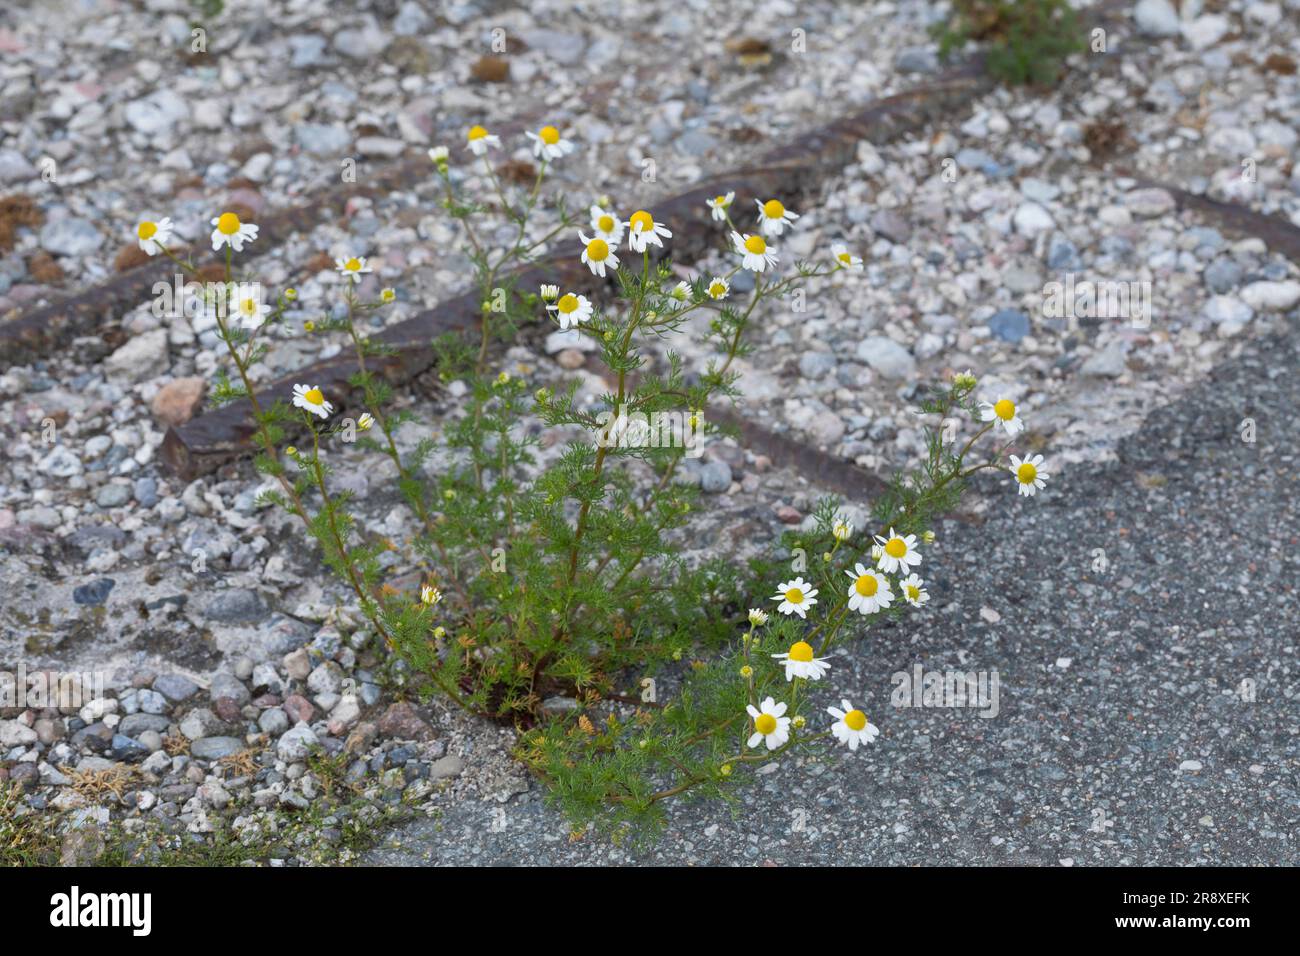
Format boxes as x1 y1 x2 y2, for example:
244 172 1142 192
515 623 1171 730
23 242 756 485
160 65 994 481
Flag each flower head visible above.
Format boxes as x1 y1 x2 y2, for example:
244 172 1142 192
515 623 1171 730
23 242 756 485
670 280 691 302
228 283 270 330
465 125 500 156
771 640 831 682
873 528 921 574
589 204 625 245
755 198 799 237
732 231 777 272
625 210 672 253
539 284 559 302
832 515 853 541
979 397 1024 436
292 384 333 419
136 217 174 256
773 577 818 618
953 369 977 389
547 292 593 330
579 231 619 277
899 573 929 608
526 124 574 161
421 585 442 606
706 192 734 222
1009 454 1050 497
706 276 730 300
845 563 893 615
831 243 863 271
746 696 791 751
747 608 768 627
335 256 373 283
210 211 258 252
428 146 450 167
381 287 396 303
357 412 375 431
827 699 879 751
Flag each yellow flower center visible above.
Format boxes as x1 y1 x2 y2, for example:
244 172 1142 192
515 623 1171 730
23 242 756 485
556 293 578 314
241 298 256 314
709 282 725 297
345 258 361 271
539 125 560 145
838 251 852 264
763 199 785 219
788 641 814 663
744 235 767 254
994 399 1016 421
854 574 878 597
629 210 653 233
784 587 804 604
844 709 867 731
137 221 157 240
217 212 241 235
755 713 777 735
597 214 615 232
468 125 487 140
906 584 920 601
304 388 325 406
714 195 727 205
1017 462 1038 484
586 238 609 260
885 537 907 558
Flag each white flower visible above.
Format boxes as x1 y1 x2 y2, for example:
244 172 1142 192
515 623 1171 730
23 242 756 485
747 608 768 627
732 231 777 272
526 124 574 161
292 384 333 419
771 640 831 682
589 204 625 245
421 585 442 606
539 284 559 302
827 699 879 751
706 191 734 221
547 292 593 330
874 528 921 574
335 255 373 283
136 217 174 256
746 696 791 751
772 577 818 618
899 573 929 608
845 563 893 615
1009 454 1050 497
669 280 692 302
832 515 853 541
831 243 863 271
706 276 730 300
357 412 375 431
228 283 270 330
210 211 258 252
626 210 672 253
579 231 619 277
465 125 500 156
979 397 1024 436
755 198 799 236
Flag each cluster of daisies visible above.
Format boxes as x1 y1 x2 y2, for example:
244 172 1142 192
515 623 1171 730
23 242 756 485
773 525 928 622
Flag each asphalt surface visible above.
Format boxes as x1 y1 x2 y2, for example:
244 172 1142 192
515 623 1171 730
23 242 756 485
364 316 1300 865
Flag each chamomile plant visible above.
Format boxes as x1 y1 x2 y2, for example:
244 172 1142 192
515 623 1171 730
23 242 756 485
131 124 1053 841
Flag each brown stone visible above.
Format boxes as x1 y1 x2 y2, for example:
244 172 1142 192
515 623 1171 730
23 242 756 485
282 694 314 725
150 377 206 427
470 55 509 83
28 251 63 284
376 701 433 741
113 242 152 273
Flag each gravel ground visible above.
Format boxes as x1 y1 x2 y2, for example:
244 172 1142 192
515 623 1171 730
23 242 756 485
364 312 1299 865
